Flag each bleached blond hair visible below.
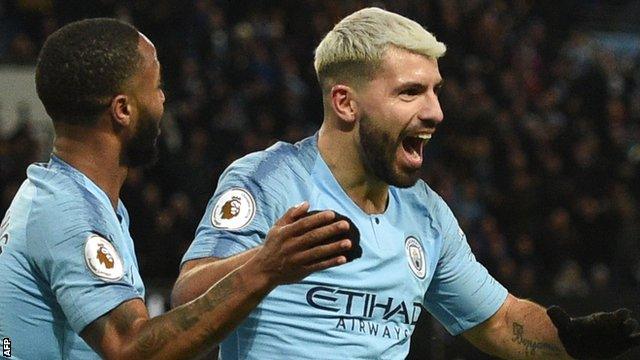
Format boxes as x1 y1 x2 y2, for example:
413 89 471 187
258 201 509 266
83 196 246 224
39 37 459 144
314 7 446 92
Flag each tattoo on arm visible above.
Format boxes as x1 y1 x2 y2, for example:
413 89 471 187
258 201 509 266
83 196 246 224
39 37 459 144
199 274 237 310
173 271 238 332
83 270 250 358
511 322 562 357
134 325 175 358
81 300 147 356
131 271 242 359
112 303 143 334
174 308 200 331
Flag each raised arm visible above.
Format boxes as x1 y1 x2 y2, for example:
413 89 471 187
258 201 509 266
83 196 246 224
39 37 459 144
82 203 354 359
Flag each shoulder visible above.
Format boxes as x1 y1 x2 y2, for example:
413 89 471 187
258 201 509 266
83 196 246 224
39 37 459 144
219 136 317 195
25 163 114 246
223 137 316 181
204 137 317 230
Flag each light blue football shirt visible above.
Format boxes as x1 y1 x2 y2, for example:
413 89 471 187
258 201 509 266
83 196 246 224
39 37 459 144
0 156 145 359
183 135 508 359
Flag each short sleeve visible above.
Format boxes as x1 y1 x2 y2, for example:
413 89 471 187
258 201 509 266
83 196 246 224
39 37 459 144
423 198 508 336
181 163 287 263
27 201 142 334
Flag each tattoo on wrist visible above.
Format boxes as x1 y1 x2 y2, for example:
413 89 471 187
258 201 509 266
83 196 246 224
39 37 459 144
511 322 562 357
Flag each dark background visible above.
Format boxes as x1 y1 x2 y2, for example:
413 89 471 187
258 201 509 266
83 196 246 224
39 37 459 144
2 1 640 358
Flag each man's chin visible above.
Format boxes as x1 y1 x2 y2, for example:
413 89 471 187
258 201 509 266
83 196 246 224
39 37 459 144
379 167 421 188
389 174 420 188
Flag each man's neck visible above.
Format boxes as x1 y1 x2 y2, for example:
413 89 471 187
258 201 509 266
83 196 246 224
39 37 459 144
318 125 389 214
53 128 127 211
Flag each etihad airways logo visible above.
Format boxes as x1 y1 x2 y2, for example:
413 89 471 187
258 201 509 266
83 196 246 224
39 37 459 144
305 286 422 340
306 286 422 325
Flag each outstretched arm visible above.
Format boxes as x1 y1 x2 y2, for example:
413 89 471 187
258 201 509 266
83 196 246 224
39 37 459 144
464 294 640 359
463 294 570 359
171 248 259 308
82 203 354 359
82 262 271 360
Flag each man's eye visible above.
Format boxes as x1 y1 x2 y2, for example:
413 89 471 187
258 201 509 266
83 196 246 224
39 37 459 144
401 88 420 96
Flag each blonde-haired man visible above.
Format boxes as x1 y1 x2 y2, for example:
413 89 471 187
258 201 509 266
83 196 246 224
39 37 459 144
173 8 639 359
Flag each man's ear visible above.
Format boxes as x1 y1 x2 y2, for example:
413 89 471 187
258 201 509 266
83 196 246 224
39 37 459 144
109 94 133 128
330 85 358 125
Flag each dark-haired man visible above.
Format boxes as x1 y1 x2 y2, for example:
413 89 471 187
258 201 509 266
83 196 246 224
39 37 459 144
0 18 353 359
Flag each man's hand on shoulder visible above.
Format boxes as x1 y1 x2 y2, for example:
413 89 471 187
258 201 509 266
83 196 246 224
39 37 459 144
249 202 357 285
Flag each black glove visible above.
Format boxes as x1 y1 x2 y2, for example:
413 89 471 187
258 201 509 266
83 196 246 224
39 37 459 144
304 210 362 262
547 305 640 359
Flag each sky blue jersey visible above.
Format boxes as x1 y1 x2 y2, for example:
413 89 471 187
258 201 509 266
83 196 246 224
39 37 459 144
0 156 145 359
183 135 508 359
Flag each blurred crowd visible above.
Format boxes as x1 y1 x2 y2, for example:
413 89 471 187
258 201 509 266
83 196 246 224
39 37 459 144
2 0 640 303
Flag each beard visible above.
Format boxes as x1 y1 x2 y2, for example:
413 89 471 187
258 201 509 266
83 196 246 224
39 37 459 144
121 106 161 167
359 113 421 188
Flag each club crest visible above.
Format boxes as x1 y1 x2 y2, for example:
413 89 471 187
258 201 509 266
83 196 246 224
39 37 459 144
405 236 427 279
